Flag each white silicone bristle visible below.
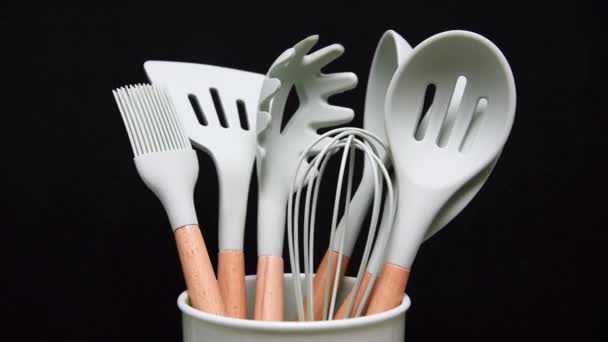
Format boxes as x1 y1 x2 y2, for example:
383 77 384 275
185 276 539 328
113 84 191 157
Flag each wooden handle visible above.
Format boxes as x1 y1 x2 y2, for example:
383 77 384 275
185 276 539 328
174 225 225 315
218 250 247 319
365 263 410 315
253 256 284 321
303 250 350 320
334 271 372 319
253 256 267 320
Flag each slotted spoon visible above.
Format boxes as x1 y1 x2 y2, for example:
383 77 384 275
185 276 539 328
366 30 516 314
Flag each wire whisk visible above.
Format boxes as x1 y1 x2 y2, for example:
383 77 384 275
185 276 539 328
287 127 397 321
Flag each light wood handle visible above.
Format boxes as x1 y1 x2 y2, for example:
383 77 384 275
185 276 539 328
253 256 284 321
334 271 372 319
303 250 350 320
174 224 225 316
365 263 409 315
218 250 247 319
253 256 267 320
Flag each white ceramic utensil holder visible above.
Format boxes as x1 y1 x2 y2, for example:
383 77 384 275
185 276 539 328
178 274 410 341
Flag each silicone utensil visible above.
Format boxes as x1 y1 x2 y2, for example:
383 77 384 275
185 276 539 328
288 128 396 320
310 30 410 320
144 62 264 318
333 30 503 319
112 84 224 315
366 31 516 314
255 35 357 320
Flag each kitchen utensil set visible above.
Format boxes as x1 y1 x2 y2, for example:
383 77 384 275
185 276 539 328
113 29 515 323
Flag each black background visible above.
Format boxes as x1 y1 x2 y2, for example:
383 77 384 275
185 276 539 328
2 1 603 341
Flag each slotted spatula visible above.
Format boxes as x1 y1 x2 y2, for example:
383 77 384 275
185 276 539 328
144 62 265 318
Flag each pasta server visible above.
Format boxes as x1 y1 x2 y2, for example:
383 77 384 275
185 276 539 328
255 35 357 320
